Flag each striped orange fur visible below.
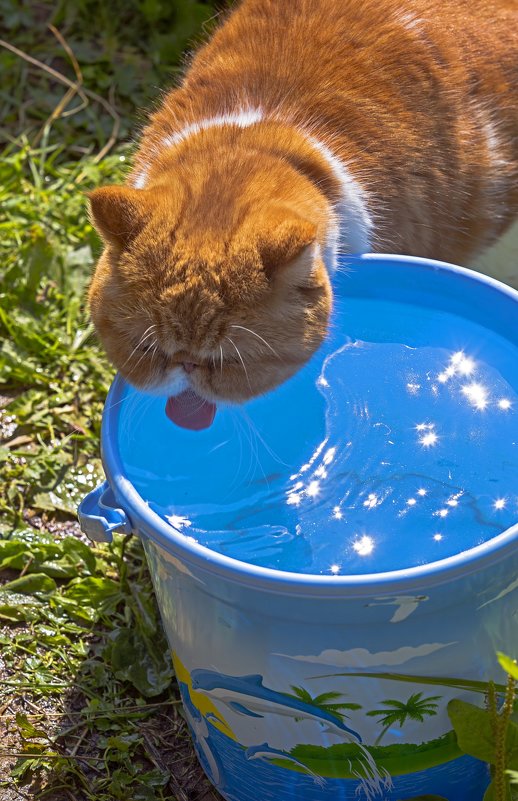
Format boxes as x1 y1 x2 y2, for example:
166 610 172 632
89 0 518 402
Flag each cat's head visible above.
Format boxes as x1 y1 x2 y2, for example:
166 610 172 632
88 156 332 404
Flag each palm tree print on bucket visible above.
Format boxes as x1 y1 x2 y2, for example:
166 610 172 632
287 686 362 724
366 693 441 745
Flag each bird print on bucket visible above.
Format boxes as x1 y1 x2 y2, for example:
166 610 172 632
88 0 518 429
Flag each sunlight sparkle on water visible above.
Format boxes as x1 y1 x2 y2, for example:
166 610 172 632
461 382 489 410
352 535 375 556
323 447 337 465
329 564 341 574
407 498 417 506
419 431 438 447
494 498 507 510
417 488 427 496
306 480 321 498
438 352 476 382
433 533 443 541
286 492 302 506
438 365 456 383
456 355 476 376
498 398 512 410
363 493 379 509
416 423 438 448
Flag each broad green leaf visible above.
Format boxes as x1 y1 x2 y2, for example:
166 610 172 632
64 576 121 610
39 536 97 578
447 699 496 763
0 540 29 569
3 573 57 595
15 713 48 741
0 590 43 622
130 583 158 637
448 699 518 769
139 769 170 788
103 627 173 698
133 787 160 801
483 782 496 801
483 779 514 801
102 733 142 752
10 756 43 780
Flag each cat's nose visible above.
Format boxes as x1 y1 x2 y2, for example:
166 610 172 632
182 362 197 374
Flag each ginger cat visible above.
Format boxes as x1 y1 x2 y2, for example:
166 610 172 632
88 0 518 429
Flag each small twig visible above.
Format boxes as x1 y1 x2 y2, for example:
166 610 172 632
0 696 14 716
143 731 190 801
22 698 44 715
0 39 78 92
0 681 72 688
0 752 102 761
0 699 182 720
68 726 88 757
18 555 34 579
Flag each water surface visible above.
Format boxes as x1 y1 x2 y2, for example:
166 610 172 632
118 268 518 575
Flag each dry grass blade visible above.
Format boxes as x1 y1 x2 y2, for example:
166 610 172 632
142 730 191 801
0 37 120 166
33 25 89 145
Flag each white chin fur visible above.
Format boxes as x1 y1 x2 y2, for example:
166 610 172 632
143 369 189 397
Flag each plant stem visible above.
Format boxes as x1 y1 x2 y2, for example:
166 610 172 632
494 674 517 801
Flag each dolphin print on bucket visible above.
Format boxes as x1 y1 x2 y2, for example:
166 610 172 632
190 669 363 742
244 743 327 787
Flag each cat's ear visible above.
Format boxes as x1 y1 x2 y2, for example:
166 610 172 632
256 210 317 279
88 185 155 248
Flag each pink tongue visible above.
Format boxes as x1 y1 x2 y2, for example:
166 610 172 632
165 389 216 431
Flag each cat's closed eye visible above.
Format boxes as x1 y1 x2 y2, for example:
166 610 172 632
131 340 157 354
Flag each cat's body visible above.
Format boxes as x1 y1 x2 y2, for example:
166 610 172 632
89 0 518 423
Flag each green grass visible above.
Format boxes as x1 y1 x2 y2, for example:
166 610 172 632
0 1 223 797
1 2 517 799
0 0 222 157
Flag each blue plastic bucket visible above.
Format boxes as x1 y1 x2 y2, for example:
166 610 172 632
79 254 518 801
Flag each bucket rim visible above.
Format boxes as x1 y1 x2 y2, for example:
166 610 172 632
100 253 518 595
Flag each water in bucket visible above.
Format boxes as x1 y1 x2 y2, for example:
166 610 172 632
117 260 518 575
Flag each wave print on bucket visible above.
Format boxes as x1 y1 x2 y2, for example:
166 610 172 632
174 653 489 801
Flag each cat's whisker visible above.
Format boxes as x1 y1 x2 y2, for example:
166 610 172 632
131 337 158 372
240 407 289 468
150 343 161 364
225 336 252 393
120 325 157 368
219 345 224 376
230 325 280 359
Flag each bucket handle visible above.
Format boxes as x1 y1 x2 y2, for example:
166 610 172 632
78 481 133 543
